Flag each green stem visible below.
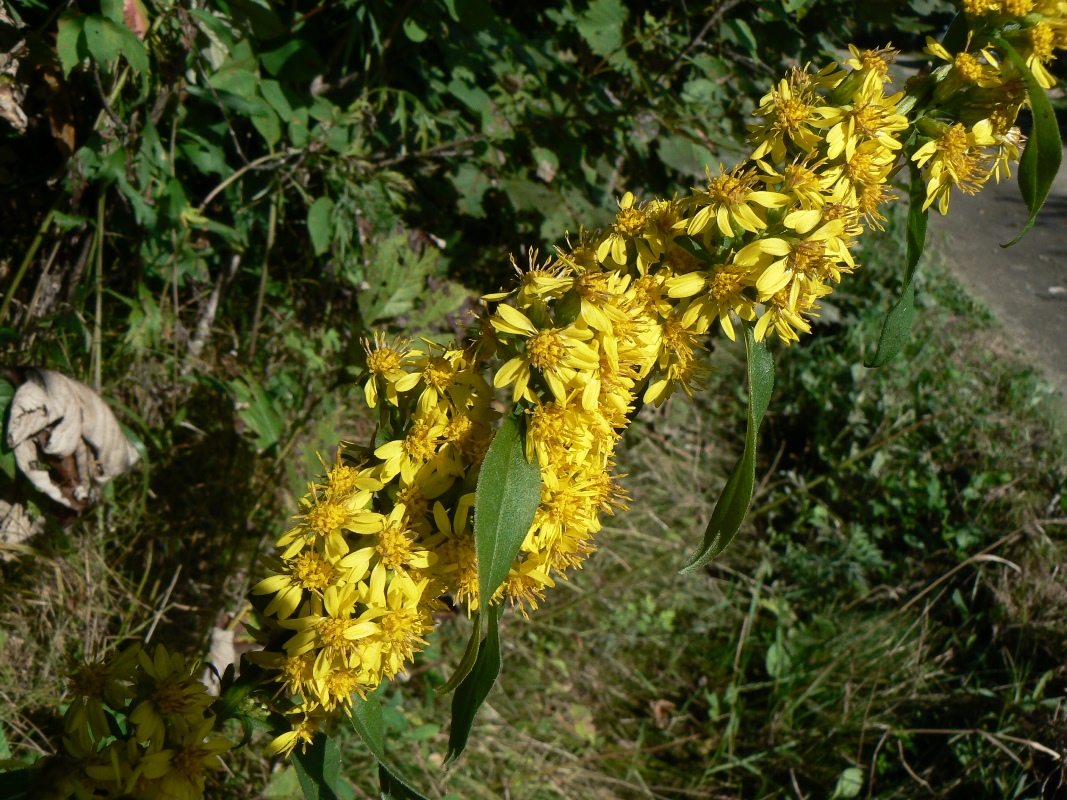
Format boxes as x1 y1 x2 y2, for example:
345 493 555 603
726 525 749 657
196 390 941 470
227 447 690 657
248 191 279 360
0 202 59 326
93 192 105 393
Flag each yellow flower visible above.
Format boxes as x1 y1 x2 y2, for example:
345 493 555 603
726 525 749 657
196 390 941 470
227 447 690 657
363 333 421 408
265 706 326 757
596 192 657 266
138 716 230 800
685 164 790 238
490 305 598 404
129 645 212 746
374 411 455 484
750 68 844 163
63 644 140 751
912 120 996 214
672 265 757 341
278 584 382 661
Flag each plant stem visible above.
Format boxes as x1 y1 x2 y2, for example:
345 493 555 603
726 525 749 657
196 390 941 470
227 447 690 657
0 201 59 326
248 192 279 360
94 191 105 392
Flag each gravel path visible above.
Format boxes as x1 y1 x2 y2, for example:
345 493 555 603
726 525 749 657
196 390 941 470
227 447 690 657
927 146 1067 397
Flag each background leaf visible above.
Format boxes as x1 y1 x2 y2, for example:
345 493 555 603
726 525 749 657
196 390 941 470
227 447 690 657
307 197 335 257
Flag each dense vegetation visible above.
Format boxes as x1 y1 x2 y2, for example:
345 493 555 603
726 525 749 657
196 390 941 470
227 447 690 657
2 0 1066 798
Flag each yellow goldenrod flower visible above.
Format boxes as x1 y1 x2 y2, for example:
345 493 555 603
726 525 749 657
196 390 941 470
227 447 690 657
685 164 791 238
913 119 996 214
750 68 844 163
129 646 212 746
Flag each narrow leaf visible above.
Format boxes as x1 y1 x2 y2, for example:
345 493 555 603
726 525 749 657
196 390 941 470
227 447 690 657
474 414 541 605
447 604 502 763
994 38 1062 247
291 734 342 800
350 695 430 800
307 197 335 256
680 324 773 572
436 612 482 694
865 163 928 368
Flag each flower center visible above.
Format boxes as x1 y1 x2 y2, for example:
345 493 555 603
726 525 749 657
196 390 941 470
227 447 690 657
366 348 402 375
377 521 415 570
613 207 647 237
403 420 439 463
317 617 355 651
291 551 333 591
709 270 745 301
423 357 455 391
151 676 189 715
527 330 566 370
305 502 347 536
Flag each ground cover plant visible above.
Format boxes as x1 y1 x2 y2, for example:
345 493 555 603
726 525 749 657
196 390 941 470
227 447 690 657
1 0 1066 798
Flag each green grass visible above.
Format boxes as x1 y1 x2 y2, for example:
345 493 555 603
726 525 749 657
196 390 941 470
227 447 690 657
2 205 1066 800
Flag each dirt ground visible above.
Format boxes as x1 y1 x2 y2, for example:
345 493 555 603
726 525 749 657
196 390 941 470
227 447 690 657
927 146 1067 399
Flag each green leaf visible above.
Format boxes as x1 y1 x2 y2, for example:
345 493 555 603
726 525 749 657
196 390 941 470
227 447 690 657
261 40 324 82
83 15 147 72
576 0 628 59
251 105 282 147
56 14 87 77
446 603 502 763
830 766 865 799
437 612 482 694
680 323 773 572
865 162 927 368
230 375 284 452
403 18 428 42
350 695 430 800
307 197 335 257
994 38 1062 247
290 734 341 800
474 413 541 605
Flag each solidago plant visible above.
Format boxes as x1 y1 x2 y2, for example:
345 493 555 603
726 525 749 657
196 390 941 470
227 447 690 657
3 3 1063 798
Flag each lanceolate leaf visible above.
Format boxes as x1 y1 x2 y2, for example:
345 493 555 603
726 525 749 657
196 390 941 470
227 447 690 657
473 413 542 605
865 162 928 368
350 694 430 800
291 734 342 800
681 324 773 573
436 611 482 694
446 603 502 764
994 38 1062 248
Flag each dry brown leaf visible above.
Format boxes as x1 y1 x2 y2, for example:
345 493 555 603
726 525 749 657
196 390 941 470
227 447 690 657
0 498 43 561
0 2 27 134
6 369 140 511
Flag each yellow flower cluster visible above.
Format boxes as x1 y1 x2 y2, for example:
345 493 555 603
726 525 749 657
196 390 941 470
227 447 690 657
249 13 1054 761
40 644 229 800
913 0 1067 212
248 336 497 755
